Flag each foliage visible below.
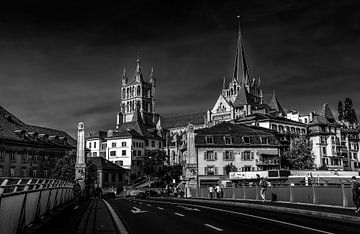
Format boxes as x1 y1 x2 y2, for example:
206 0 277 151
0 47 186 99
281 137 315 170
49 151 76 182
143 149 167 176
339 98 358 124
224 163 237 175
86 159 98 187
337 101 343 121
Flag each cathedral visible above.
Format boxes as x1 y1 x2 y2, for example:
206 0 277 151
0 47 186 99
206 22 285 126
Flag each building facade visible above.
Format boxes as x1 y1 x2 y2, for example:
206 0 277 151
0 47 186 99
0 105 76 178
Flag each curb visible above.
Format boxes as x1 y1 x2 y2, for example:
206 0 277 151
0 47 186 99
152 197 360 224
103 199 129 234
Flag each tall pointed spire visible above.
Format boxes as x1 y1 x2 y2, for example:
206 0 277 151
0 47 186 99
122 67 127 86
149 67 155 85
233 16 249 86
268 90 285 116
222 76 226 90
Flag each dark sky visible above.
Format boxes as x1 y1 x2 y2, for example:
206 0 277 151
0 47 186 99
1 0 360 137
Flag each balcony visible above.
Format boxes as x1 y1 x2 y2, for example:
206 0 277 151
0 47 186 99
256 159 279 166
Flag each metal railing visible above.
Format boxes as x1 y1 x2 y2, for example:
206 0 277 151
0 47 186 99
0 177 74 234
189 183 355 208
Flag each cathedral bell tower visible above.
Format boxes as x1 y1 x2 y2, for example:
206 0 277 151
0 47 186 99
119 57 156 125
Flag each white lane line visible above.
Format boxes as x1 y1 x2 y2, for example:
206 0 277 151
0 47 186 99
103 199 129 234
205 224 223 232
139 202 143 204
139 200 333 234
147 204 152 207
157 207 164 210
174 212 185 217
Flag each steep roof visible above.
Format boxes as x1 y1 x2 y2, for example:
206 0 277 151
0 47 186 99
0 105 76 148
161 112 206 129
320 103 335 122
268 90 285 116
87 157 128 171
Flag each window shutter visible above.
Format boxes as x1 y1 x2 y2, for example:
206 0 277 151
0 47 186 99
204 152 207 160
241 152 244 160
215 167 218 175
251 152 254 160
214 152 217 160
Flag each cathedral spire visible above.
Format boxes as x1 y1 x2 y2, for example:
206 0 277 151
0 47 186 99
233 16 249 86
149 67 155 85
134 56 143 83
122 67 127 86
222 76 226 90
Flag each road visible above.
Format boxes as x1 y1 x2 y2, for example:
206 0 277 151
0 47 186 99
108 198 360 234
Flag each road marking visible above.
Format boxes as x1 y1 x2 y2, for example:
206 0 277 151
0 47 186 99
157 207 164 210
131 206 148 214
139 200 333 234
147 204 152 207
103 199 129 234
139 202 143 204
174 212 185 217
178 205 200 211
205 224 223 231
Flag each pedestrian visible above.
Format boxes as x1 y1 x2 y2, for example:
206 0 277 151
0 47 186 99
351 176 360 214
215 184 221 199
73 180 81 210
208 185 214 199
259 177 268 202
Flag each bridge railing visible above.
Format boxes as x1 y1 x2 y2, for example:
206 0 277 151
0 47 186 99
189 183 355 207
0 177 74 234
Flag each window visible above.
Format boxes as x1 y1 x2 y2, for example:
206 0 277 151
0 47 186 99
10 167 15 177
320 136 327 144
159 142 162 148
242 151 254 161
94 142 97 148
223 151 234 161
242 166 252 172
206 136 214 144
133 150 136 156
138 150 141 156
322 147 327 155
225 137 232 145
44 156 49 161
151 141 155 147
110 151 116 156
278 126 284 133
92 152 97 157
89 142 92 148
261 137 269 144
271 124 277 131
122 150 126 156
204 151 217 161
146 140 149 147
32 168 37 177
44 170 48 177
116 160 123 166
243 137 250 144
33 155 38 162
301 129 306 134
112 142 117 148
101 143 107 150
10 152 15 161
205 166 217 175
122 141 126 147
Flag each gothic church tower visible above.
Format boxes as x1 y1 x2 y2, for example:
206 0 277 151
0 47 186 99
119 58 156 126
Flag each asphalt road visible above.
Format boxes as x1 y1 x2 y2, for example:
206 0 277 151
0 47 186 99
108 198 360 234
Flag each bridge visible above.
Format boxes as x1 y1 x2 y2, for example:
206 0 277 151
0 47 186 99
1 177 360 234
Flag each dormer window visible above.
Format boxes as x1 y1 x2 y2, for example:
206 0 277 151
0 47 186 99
206 136 214 144
225 136 232 145
243 137 250 144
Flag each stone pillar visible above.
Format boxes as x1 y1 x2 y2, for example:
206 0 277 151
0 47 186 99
76 122 86 190
184 123 197 195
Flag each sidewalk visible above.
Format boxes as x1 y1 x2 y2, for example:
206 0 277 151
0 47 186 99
31 198 120 234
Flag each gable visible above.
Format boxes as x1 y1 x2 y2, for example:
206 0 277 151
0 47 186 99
211 94 232 114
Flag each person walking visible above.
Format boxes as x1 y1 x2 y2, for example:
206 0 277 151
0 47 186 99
352 176 360 214
259 177 268 202
215 184 221 199
208 185 214 199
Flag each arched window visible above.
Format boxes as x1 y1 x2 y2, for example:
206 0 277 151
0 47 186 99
137 85 141 96
127 88 129 98
230 89 233 96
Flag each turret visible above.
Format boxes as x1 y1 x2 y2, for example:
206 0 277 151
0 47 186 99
134 57 143 83
122 68 127 86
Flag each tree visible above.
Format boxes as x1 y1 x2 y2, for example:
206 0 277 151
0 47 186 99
343 98 358 124
281 137 315 170
49 151 76 182
337 101 343 121
144 149 167 177
224 163 237 175
86 160 98 187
